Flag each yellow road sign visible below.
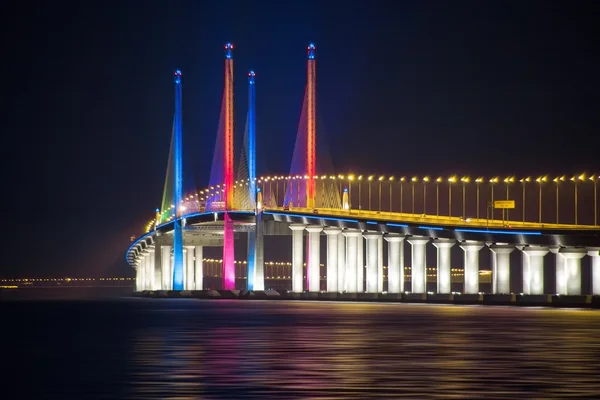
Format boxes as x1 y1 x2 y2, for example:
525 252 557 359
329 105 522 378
494 200 515 209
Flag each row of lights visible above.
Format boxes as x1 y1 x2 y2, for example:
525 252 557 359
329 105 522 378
0 278 134 282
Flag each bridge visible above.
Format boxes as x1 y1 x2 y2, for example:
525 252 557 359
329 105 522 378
126 43 599 298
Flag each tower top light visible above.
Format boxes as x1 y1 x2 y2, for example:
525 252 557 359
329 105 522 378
307 43 316 60
224 43 234 59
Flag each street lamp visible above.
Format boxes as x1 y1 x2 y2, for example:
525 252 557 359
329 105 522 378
489 177 499 220
400 177 405 213
389 176 394 212
535 176 547 223
357 175 363 210
503 176 514 221
436 177 442 216
422 176 430 215
378 176 384 211
461 177 470 219
448 176 457 217
552 176 565 224
570 173 585 225
368 175 374 210
475 178 483 220
411 177 418 215
519 177 530 224
591 175 598 226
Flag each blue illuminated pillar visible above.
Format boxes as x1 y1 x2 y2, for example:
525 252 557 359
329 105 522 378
172 70 184 290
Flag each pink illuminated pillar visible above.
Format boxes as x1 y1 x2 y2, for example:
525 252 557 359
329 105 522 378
222 43 235 289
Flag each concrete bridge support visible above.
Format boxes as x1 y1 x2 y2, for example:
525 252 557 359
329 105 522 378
522 247 548 295
549 246 566 295
306 225 323 292
461 241 484 294
385 234 405 293
408 237 429 293
343 229 362 292
194 245 203 290
589 247 600 295
337 233 346 292
289 224 305 292
433 238 455 294
364 232 381 293
489 244 514 294
324 227 341 292
561 248 586 295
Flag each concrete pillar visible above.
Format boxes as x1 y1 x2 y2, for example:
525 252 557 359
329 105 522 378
324 227 342 292
143 251 152 290
407 237 429 293
289 224 305 292
588 247 600 295
161 245 171 290
337 233 346 292
185 246 195 290
148 247 156 290
378 236 384 292
517 246 530 294
357 233 364 292
254 214 265 290
182 247 188 291
489 244 514 294
343 229 361 292
154 244 162 291
460 241 484 294
385 234 405 293
135 260 142 291
305 225 323 292
433 239 455 294
364 232 381 293
522 247 549 294
560 247 587 295
194 245 203 290
549 246 566 295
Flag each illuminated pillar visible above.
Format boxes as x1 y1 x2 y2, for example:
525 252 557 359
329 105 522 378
549 246 566 295
161 245 171 290
517 246 530 294
172 70 184 291
194 245 203 290
588 247 600 295
489 244 514 294
460 241 483 294
306 225 322 291
185 246 195 290
343 230 361 292
306 43 316 209
289 224 305 292
254 214 265 290
385 234 405 293
222 212 235 290
337 233 346 291
148 247 156 290
324 227 341 292
247 70 257 209
560 248 586 295
364 232 381 293
378 236 384 292
142 251 151 290
408 237 429 293
522 246 548 294
433 238 455 294
357 233 364 292
135 261 142 291
154 244 162 290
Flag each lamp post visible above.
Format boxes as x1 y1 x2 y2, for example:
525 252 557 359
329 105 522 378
519 177 530 224
489 177 498 220
357 175 363 210
461 177 470 219
422 176 430 215
552 176 565 224
436 177 442 216
389 176 394 212
411 177 418 215
503 176 514 221
448 176 457 217
368 175 374 210
591 175 598 226
535 176 547 223
475 178 483 220
378 176 384 211
570 173 585 225
400 177 405 213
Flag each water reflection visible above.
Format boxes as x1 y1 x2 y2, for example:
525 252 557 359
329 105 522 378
124 301 600 398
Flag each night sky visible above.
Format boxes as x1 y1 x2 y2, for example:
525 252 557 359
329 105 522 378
3 1 599 278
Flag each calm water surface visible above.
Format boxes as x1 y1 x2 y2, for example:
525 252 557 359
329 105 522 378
3 297 600 399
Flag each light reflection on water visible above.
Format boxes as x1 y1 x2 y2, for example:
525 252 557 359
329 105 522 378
5 298 600 398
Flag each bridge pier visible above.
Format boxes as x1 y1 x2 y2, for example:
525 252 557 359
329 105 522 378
549 246 566 294
561 248 586 295
289 224 305 292
337 233 346 292
589 247 600 295
433 238 455 294
195 245 203 290
385 233 405 293
185 246 195 290
306 225 323 292
357 233 364 292
324 227 342 292
461 241 484 294
489 244 514 294
364 232 381 293
161 246 171 290
408 237 429 293
343 229 362 292
521 246 549 294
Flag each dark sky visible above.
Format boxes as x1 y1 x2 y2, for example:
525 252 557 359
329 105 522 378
2 0 598 278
